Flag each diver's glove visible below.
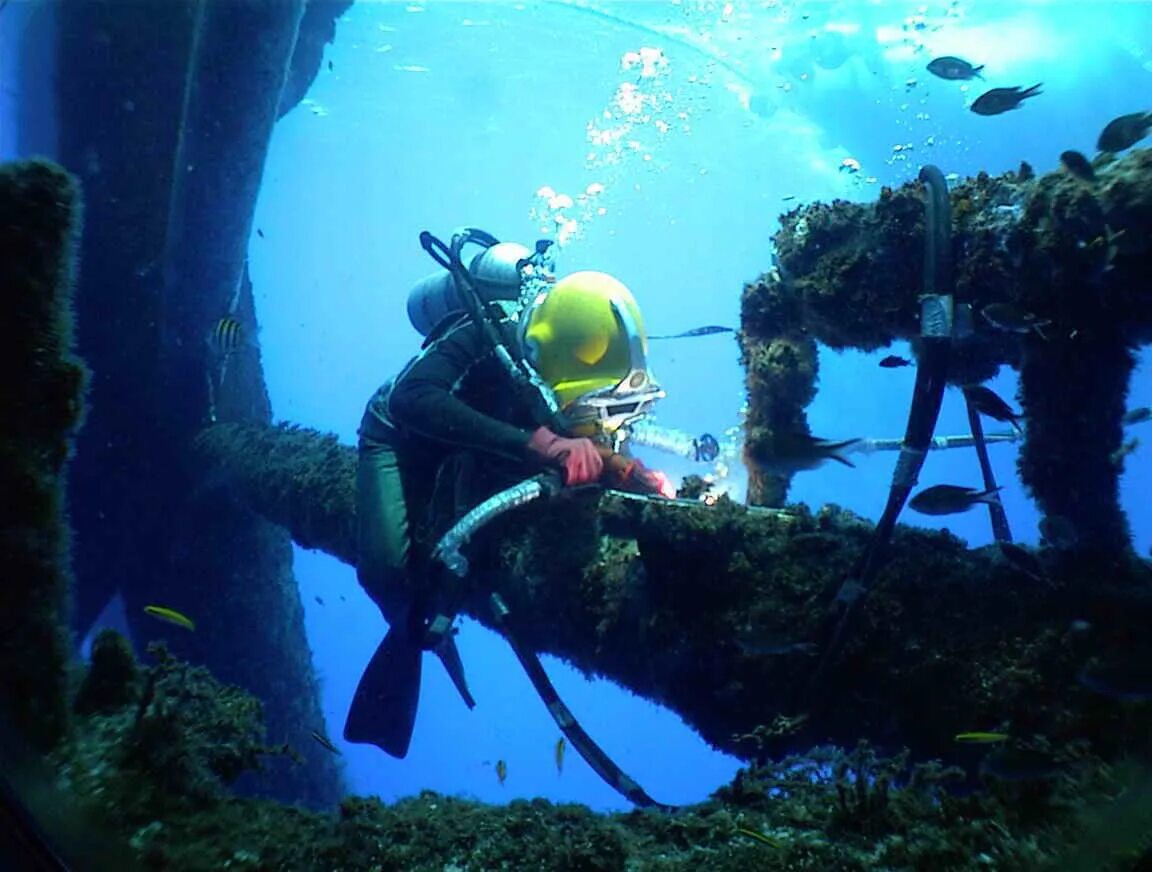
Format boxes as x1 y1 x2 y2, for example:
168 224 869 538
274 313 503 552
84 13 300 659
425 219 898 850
527 426 604 486
598 448 674 498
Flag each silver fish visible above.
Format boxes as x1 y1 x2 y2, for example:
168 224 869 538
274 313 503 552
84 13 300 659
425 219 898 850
649 325 735 340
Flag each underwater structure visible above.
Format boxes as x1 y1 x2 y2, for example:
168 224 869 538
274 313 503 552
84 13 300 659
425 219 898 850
742 151 1152 566
184 151 1152 868
8 145 1152 872
7 2 1152 867
190 151 1152 772
26 0 354 805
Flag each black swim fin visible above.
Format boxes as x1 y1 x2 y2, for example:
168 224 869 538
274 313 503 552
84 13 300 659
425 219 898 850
343 625 423 758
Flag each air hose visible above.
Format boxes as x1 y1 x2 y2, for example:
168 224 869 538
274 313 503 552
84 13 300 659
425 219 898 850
431 473 563 577
806 164 958 705
430 466 674 809
489 591 675 810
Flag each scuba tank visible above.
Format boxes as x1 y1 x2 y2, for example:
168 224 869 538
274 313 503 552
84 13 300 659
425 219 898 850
407 241 533 337
417 228 564 428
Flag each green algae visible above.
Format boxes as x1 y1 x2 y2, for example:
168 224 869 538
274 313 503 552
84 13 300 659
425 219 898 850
52 638 1152 870
0 158 88 751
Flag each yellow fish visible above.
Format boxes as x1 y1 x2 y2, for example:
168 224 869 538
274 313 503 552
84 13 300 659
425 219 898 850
555 737 566 775
954 731 1010 744
143 605 195 631
495 759 507 786
735 826 782 848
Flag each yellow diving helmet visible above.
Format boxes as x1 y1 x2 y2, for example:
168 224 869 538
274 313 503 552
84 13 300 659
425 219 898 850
520 270 664 434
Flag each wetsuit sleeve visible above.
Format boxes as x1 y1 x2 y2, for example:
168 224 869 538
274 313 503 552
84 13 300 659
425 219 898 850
386 320 535 460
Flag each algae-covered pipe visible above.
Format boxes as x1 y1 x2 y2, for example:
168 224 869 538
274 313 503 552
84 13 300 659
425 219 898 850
1018 330 1135 559
0 159 88 750
192 420 1152 768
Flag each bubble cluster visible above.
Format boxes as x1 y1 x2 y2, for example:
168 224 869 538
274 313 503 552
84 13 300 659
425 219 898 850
530 44 695 248
529 182 610 247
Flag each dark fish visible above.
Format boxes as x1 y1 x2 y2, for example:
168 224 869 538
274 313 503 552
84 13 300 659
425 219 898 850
962 384 1024 431
327 60 334 72
980 302 1050 335
1059 150 1095 181
314 595 325 606
970 84 1042 116
735 632 819 657
1111 437 1139 467
311 729 341 754
1097 112 1152 152
256 228 265 239
926 56 984 80
1123 406 1151 426
997 542 1046 582
745 433 862 475
879 355 912 368
782 195 797 202
1078 658 1152 702
908 484 1001 516
649 325 735 340
1039 514 1077 549
208 316 245 357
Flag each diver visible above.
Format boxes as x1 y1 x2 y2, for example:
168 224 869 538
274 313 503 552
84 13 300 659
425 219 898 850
347 229 667 757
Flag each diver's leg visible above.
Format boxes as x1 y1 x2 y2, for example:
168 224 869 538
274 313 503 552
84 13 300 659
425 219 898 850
354 435 412 621
345 433 424 756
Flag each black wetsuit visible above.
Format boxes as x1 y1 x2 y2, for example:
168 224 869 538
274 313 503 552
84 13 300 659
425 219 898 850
355 313 540 619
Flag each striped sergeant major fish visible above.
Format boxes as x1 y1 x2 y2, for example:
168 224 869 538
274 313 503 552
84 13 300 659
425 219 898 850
208 316 245 358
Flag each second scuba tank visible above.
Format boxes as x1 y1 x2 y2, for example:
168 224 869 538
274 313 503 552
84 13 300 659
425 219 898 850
407 241 532 336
